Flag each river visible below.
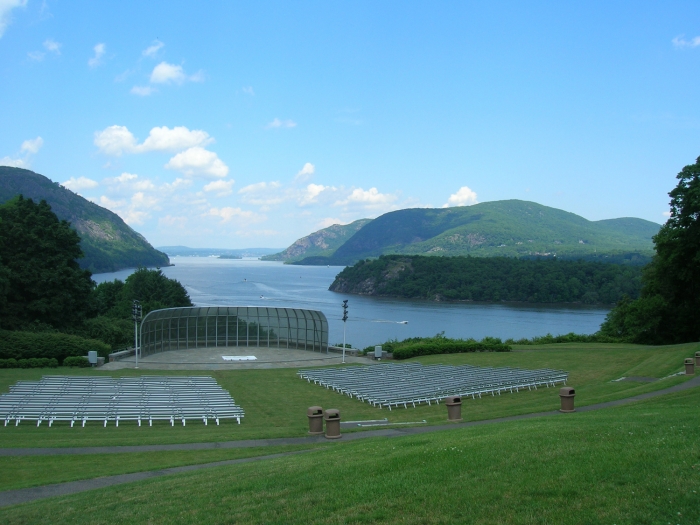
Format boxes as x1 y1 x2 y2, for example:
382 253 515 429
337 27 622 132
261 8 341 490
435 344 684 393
93 256 610 349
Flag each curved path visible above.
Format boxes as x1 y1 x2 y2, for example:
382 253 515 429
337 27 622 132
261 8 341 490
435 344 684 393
1 375 699 508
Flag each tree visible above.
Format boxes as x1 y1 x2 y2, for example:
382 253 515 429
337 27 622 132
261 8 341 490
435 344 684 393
0 196 93 330
94 267 192 319
600 156 700 343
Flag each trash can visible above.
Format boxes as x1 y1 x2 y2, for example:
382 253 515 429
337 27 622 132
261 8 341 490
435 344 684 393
87 351 98 366
695 351 700 367
685 358 695 376
307 406 324 435
324 409 341 439
559 387 575 413
374 346 383 360
445 396 462 421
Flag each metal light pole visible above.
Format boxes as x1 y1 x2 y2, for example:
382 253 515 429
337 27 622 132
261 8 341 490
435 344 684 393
132 300 142 369
342 300 348 364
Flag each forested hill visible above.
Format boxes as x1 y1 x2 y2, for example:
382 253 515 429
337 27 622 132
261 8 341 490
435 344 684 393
289 200 660 265
329 255 643 304
0 167 169 273
262 218 372 262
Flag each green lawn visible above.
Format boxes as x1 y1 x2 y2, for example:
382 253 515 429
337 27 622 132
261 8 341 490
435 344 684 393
0 342 697 449
0 444 324 492
2 380 698 524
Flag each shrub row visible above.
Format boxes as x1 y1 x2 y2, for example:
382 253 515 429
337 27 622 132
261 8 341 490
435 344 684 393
0 358 59 368
0 330 111 364
63 356 91 367
391 340 511 360
504 332 625 345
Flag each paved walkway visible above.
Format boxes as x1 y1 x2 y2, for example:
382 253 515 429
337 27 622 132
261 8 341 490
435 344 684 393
1 375 698 508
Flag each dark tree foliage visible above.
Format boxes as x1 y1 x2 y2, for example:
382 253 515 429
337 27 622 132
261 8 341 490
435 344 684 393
600 156 700 343
94 267 193 319
0 196 93 330
332 255 642 304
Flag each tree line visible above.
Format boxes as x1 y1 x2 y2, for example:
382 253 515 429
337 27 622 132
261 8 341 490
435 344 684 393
333 254 643 304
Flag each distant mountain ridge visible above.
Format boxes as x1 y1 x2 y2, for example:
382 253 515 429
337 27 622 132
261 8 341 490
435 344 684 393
0 167 169 273
159 246 282 258
273 200 660 266
262 219 372 262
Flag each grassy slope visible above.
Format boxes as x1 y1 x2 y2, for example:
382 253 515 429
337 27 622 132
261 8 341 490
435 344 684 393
326 200 659 264
0 343 696 452
1 385 698 524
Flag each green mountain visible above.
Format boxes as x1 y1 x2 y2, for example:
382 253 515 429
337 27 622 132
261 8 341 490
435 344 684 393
289 200 660 265
0 167 170 273
262 218 372 262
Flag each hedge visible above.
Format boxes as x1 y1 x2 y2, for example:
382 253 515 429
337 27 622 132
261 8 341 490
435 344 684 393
391 340 511 360
0 358 59 368
504 332 625 345
0 330 111 364
63 356 91 367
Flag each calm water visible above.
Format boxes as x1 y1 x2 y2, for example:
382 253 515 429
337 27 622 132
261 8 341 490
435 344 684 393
93 257 610 349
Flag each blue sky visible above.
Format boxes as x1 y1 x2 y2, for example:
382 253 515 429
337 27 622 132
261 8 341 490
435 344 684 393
1 1 699 249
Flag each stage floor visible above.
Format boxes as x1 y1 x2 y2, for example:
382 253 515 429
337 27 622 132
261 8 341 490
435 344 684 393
101 346 372 370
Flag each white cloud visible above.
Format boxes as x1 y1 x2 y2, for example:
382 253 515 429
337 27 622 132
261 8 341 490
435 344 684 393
28 50 44 61
104 172 138 185
21 136 43 154
142 40 164 58
663 211 672 217
43 38 61 54
265 118 297 129
94 125 212 155
63 176 98 191
295 162 315 182
99 191 158 226
131 85 156 96
150 61 203 84
103 172 154 192
672 35 700 49
88 43 106 68
165 147 229 178
203 179 235 197
443 186 478 207
242 86 254 95
238 181 281 194
162 178 192 191
209 206 262 224
300 183 329 205
318 217 344 228
94 125 137 156
140 126 212 152
0 156 27 168
336 187 398 207
0 136 43 168
0 0 26 38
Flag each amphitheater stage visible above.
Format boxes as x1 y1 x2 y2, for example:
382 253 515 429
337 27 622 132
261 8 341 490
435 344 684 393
101 347 371 371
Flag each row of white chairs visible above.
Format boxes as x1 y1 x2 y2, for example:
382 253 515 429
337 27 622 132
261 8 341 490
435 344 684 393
298 363 568 410
0 376 244 427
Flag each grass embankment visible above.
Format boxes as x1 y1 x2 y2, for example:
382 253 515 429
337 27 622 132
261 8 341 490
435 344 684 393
0 445 323 492
0 342 697 450
2 384 699 524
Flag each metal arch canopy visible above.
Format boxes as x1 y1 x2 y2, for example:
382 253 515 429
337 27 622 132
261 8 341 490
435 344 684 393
138 306 329 359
